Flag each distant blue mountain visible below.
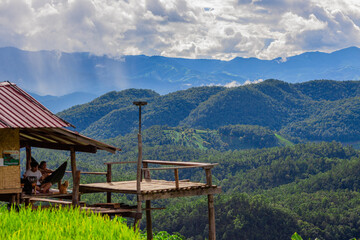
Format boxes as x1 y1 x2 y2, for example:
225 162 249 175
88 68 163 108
1 46 360 110
29 92 97 113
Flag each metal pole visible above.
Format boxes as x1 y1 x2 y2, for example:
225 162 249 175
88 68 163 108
133 101 148 230
139 105 142 134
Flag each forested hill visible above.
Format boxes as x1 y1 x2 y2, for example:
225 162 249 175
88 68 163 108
58 79 360 143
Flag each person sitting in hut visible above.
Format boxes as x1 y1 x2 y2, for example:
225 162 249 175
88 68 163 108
24 161 52 193
39 161 53 177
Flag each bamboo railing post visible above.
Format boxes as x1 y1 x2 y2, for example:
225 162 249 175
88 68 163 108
106 164 112 203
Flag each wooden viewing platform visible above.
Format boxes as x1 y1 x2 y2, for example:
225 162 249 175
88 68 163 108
78 157 221 240
0 85 221 240
80 179 221 200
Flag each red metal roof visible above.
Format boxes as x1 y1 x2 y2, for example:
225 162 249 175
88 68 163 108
0 81 72 128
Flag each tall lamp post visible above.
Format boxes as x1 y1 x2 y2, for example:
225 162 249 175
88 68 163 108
132 101 149 236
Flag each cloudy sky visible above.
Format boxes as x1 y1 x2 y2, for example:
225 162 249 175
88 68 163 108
1 0 360 61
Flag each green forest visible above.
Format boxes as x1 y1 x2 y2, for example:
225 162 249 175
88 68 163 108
30 136 360 240
27 80 360 239
58 79 360 145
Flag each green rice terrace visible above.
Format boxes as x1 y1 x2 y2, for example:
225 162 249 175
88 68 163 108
0 206 182 240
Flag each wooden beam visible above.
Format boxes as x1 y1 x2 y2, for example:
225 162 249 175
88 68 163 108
140 187 222 201
143 161 151 180
107 164 112 203
23 140 97 153
205 168 216 240
51 128 118 153
146 200 153 240
0 188 22 194
72 170 80 206
70 147 79 205
65 171 106 175
205 168 212 186
29 197 72 205
26 144 31 170
174 169 179 189
142 165 204 171
104 161 137 165
143 160 217 167
208 194 216 240
70 147 76 177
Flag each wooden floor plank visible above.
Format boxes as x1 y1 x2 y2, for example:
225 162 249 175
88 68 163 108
79 180 221 200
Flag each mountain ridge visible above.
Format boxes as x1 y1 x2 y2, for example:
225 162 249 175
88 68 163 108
2 46 360 100
58 79 360 145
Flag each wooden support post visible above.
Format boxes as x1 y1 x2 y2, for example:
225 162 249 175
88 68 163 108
143 161 151 181
205 167 216 240
208 194 216 240
11 194 16 205
135 133 143 228
70 147 76 177
106 164 112 203
26 145 31 171
174 169 179 189
134 195 142 229
70 147 79 205
72 170 80 206
146 200 153 240
205 168 212 186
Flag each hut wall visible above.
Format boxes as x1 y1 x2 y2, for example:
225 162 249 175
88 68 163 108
0 129 21 193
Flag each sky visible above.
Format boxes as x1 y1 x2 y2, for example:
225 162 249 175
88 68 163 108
1 0 360 61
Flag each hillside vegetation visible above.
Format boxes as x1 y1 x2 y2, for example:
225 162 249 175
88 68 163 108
31 139 360 240
58 80 360 145
41 79 360 239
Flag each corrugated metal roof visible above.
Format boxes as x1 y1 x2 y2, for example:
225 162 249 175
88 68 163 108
0 81 72 128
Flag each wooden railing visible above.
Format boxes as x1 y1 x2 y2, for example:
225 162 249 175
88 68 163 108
142 160 217 189
103 160 217 190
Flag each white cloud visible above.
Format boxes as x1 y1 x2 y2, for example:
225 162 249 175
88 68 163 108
0 0 360 60
224 79 263 88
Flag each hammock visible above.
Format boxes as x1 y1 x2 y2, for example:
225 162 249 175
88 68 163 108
42 161 67 184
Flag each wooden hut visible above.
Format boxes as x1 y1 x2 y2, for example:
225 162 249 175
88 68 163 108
0 81 119 205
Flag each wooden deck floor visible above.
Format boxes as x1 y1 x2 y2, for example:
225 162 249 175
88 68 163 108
80 180 221 200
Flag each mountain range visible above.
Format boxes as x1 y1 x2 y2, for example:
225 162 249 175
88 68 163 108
57 79 360 146
2 46 360 113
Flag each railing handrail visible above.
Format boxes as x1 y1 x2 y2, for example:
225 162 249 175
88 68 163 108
142 165 206 171
143 160 218 168
104 161 137 165
65 171 107 175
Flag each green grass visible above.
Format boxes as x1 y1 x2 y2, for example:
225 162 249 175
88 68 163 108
0 206 182 240
275 134 294 146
